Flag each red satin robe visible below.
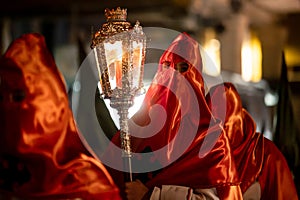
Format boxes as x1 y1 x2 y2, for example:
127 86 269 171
107 33 243 199
0 33 121 199
206 82 298 200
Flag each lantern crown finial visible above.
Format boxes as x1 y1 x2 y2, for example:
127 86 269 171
105 7 127 22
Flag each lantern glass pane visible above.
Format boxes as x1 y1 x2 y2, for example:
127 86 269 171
104 41 123 90
131 41 143 89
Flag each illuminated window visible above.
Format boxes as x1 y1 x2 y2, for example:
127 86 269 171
241 31 262 82
203 28 221 76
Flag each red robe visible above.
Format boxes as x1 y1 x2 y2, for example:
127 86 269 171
206 82 298 199
108 33 243 199
0 33 121 200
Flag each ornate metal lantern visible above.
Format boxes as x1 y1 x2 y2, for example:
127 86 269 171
91 7 146 181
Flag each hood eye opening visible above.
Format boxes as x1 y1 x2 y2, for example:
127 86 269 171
175 62 189 73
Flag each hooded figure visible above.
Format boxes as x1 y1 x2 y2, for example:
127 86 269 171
108 33 243 199
0 33 121 200
206 82 298 200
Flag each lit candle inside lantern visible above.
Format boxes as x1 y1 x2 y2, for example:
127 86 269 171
104 41 123 89
133 42 142 68
115 60 122 88
131 41 143 89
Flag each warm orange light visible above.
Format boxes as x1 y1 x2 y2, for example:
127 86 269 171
132 42 142 68
115 60 122 88
242 32 262 82
203 28 221 76
132 41 143 89
104 41 123 89
284 46 300 67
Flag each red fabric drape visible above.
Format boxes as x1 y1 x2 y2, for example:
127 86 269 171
0 33 121 200
207 82 298 200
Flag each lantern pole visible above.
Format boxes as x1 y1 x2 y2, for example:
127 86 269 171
110 87 134 182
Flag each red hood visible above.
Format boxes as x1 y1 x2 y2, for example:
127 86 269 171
109 33 243 199
0 33 121 199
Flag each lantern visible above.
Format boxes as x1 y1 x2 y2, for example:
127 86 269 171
91 7 146 181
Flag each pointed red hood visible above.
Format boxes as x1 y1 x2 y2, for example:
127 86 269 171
109 33 243 199
0 33 121 199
